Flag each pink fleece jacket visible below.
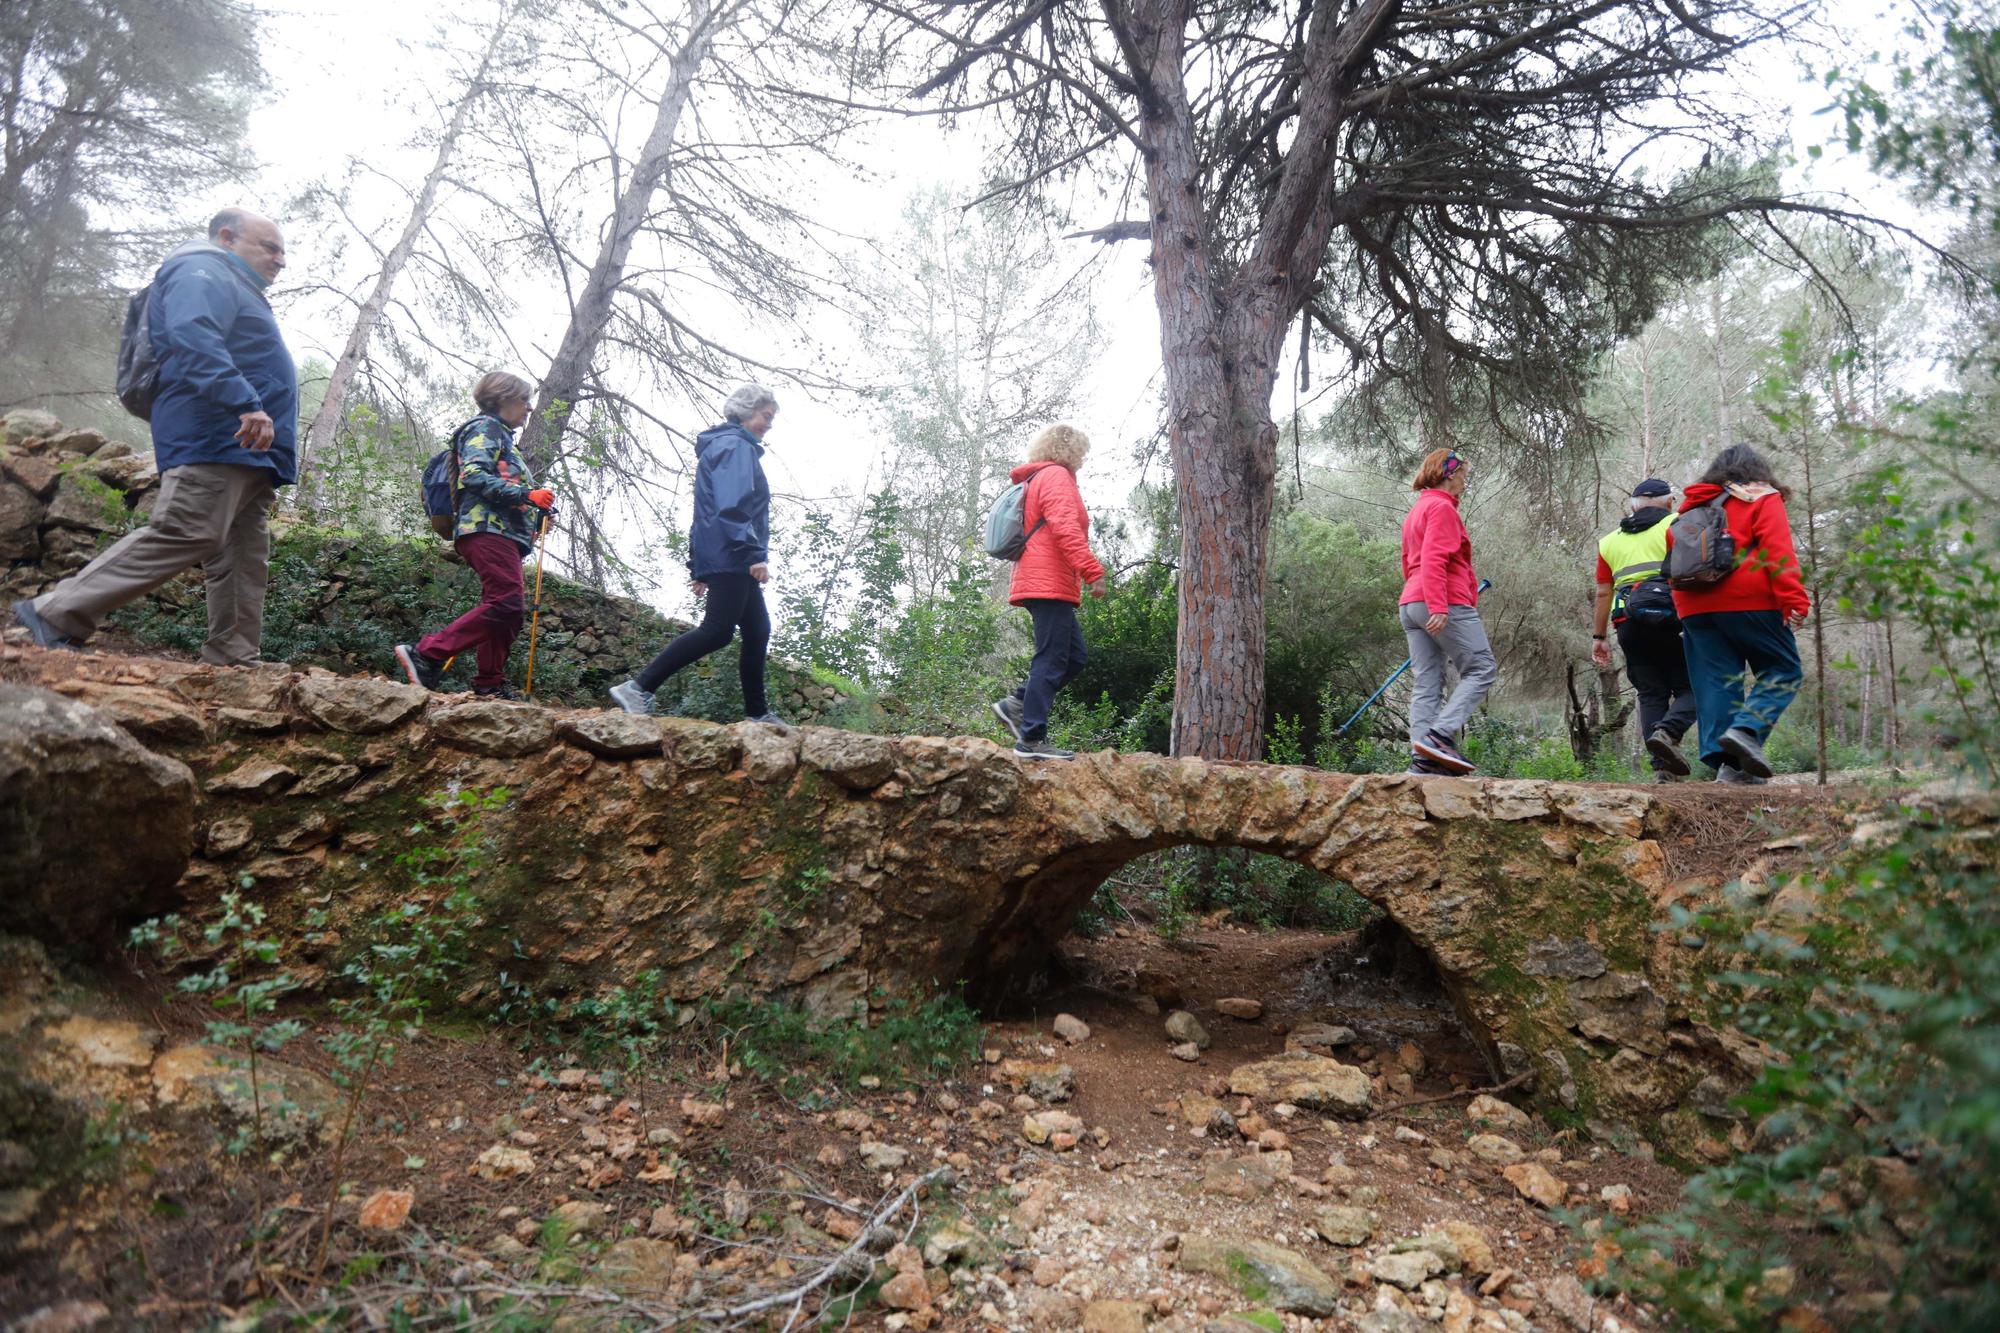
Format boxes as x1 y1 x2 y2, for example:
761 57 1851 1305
1398 487 1480 614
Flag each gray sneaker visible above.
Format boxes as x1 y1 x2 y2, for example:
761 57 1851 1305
608 680 655 715
1715 763 1768 786
12 599 79 650
747 712 789 728
1013 737 1076 760
1645 727 1692 777
1719 727 1774 780
991 696 1026 742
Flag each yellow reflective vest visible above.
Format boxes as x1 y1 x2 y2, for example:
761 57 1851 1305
1597 513 1676 617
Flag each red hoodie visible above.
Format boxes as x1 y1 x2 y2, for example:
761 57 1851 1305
1399 487 1480 614
1666 482 1810 619
1007 461 1105 606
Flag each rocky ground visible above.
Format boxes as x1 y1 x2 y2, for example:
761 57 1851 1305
0 911 1714 1333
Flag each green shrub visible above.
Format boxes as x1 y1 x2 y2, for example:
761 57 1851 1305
705 991 984 1097
1604 814 2000 1328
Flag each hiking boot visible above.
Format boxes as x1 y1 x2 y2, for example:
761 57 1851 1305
747 712 790 728
12 599 79 650
1715 763 1768 786
1719 727 1774 780
1645 727 1692 777
474 683 523 701
607 679 655 715
991 696 1026 742
393 644 445 690
1013 736 1076 760
1411 730 1477 775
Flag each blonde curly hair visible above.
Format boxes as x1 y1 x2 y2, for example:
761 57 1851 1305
1027 423 1090 470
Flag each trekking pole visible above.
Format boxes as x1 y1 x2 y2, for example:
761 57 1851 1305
523 513 550 699
1336 578 1492 736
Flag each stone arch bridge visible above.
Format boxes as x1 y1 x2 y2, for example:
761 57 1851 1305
5 649 1759 1147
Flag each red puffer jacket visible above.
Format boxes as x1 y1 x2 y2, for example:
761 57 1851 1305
1007 461 1105 605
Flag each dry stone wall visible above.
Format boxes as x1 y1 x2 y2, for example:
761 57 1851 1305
3 645 1769 1152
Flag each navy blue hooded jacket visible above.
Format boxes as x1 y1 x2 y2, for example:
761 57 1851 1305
688 422 770 580
148 242 299 484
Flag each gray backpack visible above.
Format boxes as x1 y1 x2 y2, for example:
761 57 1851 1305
1664 491 1740 589
982 478 1046 561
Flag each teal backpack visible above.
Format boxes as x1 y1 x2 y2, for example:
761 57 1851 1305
983 478 1046 561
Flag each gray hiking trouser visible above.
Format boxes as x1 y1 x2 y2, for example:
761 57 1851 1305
33 463 276 666
1400 601 1499 745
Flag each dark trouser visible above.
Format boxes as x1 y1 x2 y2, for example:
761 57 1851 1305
1616 617 1698 768
635 572 769 715
418 533 525 690
1679 610 1803 771
1015 598 1087 742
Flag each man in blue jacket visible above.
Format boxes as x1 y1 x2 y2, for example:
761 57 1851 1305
14 208 298 666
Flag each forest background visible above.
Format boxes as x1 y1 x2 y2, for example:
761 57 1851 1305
3 0 1996 786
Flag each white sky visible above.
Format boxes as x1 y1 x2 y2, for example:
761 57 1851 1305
223 0 1937 608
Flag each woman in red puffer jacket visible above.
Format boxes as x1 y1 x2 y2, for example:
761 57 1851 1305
992 424 1106 760
1666 444 1811 784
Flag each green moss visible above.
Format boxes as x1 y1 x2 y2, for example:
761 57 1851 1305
1223 1253 1273 1302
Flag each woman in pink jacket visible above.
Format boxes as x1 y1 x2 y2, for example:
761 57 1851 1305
991 424 1107 760
1398 449 1497 774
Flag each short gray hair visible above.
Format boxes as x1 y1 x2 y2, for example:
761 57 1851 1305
722 383 777 424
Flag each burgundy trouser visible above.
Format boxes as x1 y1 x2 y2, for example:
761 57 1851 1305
418 533 525 689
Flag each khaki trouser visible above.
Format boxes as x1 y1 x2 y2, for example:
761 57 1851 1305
34 463 277 666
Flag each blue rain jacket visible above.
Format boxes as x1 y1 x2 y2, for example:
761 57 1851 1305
147 243 299 484
687 422 770 579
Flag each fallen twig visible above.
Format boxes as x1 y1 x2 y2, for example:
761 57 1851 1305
1377 1069 1533 1115
695 1166 954 1324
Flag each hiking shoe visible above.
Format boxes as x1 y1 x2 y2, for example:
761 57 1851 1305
1653 770 1683 784
1411 730 1477 775
1645 727 1692 777
12 599 79 650
608 679 654 715
1715 763 1768 786
474 683 523 701
991 696 1026 742
1013 737 1076 760
1719 727 1774 780
747 712 790 728
393 644 445 690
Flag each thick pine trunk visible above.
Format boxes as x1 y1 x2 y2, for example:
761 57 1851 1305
296 7 514 487
517 0 718 477
1136 28 1283 761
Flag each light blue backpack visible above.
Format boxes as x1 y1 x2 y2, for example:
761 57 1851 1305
982 478 1046 560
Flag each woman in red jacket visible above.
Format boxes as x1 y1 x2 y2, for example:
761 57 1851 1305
1668 445 1810 784
991 424 1107 760
1398 448 1497 774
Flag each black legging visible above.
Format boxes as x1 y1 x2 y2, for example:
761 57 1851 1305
635 572 769 714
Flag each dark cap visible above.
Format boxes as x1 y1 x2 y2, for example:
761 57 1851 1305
1631 478 1672 499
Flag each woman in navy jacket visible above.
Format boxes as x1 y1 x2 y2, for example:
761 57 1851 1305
609 384 782 723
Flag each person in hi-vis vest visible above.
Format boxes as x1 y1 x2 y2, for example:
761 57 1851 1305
1591 478 1698 780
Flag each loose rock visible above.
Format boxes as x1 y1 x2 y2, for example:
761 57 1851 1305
1501 1161 1567 1209
1166 1010 1211 1049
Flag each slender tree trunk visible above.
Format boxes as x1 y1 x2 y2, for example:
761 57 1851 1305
1711 282 1729 448
1638 333 1655 477
1884 614 1901 751
297 3 517 487
1800 432 1828 784
518 0 723 476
